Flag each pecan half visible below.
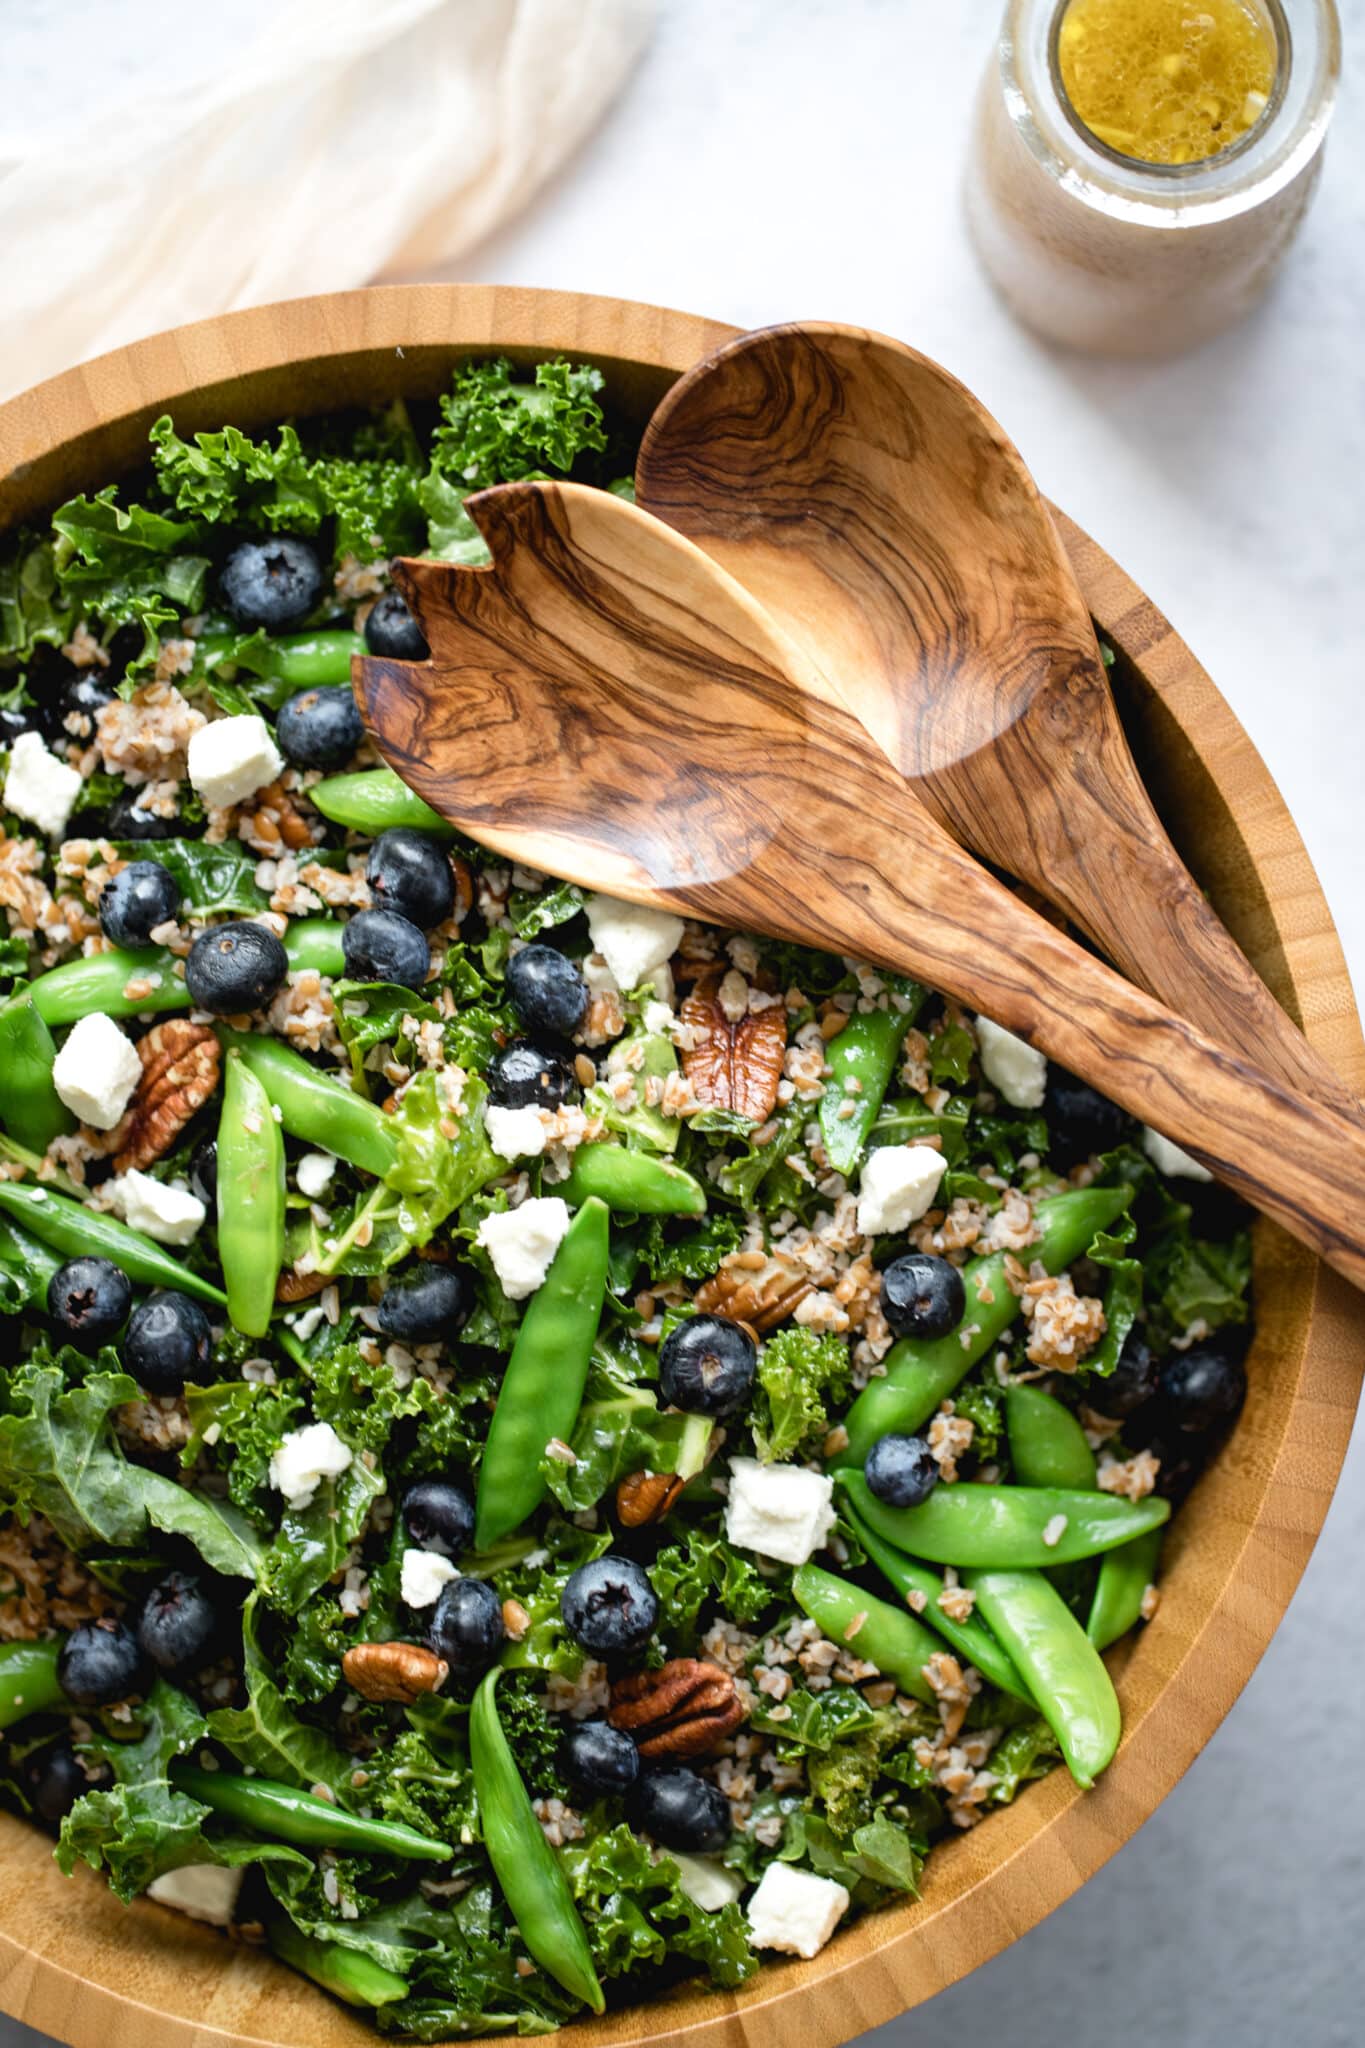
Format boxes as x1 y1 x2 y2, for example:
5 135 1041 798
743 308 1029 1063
275 1267 330 1304
695 1249 812 1333
615 1469 686 1527
680 992 786 1123
608 1658 745 1759
108 1019 220 1172
342 1642 448 1704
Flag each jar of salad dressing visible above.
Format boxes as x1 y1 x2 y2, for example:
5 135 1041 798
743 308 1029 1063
965 0 1341 355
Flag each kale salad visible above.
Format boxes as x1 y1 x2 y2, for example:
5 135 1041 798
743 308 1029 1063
0 360 1255 2034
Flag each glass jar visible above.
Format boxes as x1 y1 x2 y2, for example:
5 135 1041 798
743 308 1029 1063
965 0 1341 355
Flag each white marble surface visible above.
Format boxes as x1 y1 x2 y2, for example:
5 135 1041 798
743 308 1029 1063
1 2 1362 2043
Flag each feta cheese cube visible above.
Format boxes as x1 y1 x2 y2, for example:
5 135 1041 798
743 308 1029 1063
52 1012 142 1130
476 1196 571 1300
1142 1126 1213 1182
146 1862 244 1927
670 1853 744 1912
268 1421 353 1509
642 999 675 1035
746 1862 850 1958
187 713 284 810
724 1457 836 1567
484 1103 549 1161
109 1169 205 1245
585 893 684 995
856 1143 946 1237
975 1016 1047 1110
3 731 84 840
401 1548 460 1609
295 1150 336 1199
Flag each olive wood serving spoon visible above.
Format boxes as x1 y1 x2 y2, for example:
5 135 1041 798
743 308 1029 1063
353 481 1365 1290
633 321 1360 1119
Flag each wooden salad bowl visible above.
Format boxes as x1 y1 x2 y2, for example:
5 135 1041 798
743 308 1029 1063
0 285 1361 2048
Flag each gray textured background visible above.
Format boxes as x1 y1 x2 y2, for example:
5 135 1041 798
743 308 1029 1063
2 0 1362 2042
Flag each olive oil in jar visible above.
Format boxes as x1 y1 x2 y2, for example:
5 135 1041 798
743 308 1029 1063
1056 0 1279 163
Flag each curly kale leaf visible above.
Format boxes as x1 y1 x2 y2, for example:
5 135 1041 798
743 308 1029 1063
207 1595 355 1799
988 1716 1063 1803
0 534 75 666
429 359 607 491
563 1823 757 1990
649 1527 786 1642
751 1327 852 1465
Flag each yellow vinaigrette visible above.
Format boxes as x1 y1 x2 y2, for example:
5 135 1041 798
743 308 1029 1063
1056 0 1278 164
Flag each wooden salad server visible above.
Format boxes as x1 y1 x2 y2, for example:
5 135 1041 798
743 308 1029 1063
353 480 1365 1293
633 321 1361 1120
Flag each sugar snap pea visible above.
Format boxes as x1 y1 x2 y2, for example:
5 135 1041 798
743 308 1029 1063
1087 1526 1164 1652
309 768 455 839
0 1639 63 1731
171 1761 452 1861
792 1563 937 1705
818 1004 918 1174
0 1182 226 1305
197 629 363 692
964 1567 1122 1787
474 1197 609 1550
281 917 348 979
268 1919 409 2009
839 1469 1169 1568
28 919 346 1027
1005 1385 1097 1490
470 1667 604 2012
844 1501 1032 1702
558 1142 706 1216
217 1051 285 1337
0 997 73 1151
217 1028 399 1179
841 1183 1133 1463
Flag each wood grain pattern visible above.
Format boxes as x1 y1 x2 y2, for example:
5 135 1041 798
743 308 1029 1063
634 322 1361 1118
0 285 1360 2048
362 478 1365 1288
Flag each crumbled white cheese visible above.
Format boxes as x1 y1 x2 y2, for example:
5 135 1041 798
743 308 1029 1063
147 1863 244 1927
484 1103 548 1161
670 1853 744 1912
109 1169 205 1245
746 1861 850 1958
724 1457 836 1567
3 730 84 839
476 1196 571 1300
1142 1126 1213 1182
401 1547 460 1608
975 1016 1047 1110
295 1150 336 1199
268 1421 353 1509
187 713 283 810
856 1143 946 1236
585 893 684 994
642 998 675 1035
51 1012 142 1130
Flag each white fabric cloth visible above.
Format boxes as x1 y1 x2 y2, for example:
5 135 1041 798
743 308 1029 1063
0 0 651 402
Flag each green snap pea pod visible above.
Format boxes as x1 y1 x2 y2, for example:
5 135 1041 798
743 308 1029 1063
281 917 348 979
0 997 73 1150
817 1006 916 1175
308 768 455 839
841 1184 1133 1464
558 1142 706 1216
27 920 346 1028
840 1470 1169 1569
171 1762 452 1862
0 1640 63 1731
217 1028 398 1179
195 629 363 690
470 1667 604 2012
1006 1385 1097 1490
965 1568 1121 1787
268 1919 408 2009
844 1503 1032 1702
792 1563 937 1706
0 1182 226 1305
474 1197 610 1550
1087 1525 1164 1652
217 1052 285 1337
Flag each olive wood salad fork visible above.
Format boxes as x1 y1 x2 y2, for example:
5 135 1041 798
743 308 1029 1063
633 321 1361 1121
352 481 1365 1293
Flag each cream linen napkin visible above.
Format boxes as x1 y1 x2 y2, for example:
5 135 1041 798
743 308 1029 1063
0 0 651 403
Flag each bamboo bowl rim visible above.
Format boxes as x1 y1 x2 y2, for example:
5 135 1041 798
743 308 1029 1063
0 284 1360 2048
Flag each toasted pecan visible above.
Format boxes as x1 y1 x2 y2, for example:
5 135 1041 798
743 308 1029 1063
608 1658 745 1759
679 991 786 1123
615 1469 686 1527
695 1249 812 1333
275 1267 330 1304
108 1019 220 1173
341 1642 448 1704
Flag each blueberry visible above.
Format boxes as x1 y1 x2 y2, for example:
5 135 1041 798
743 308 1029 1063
106 789 184 841
563 1720 640 1798
98 860 180 948
428 1577 505 1674
122 1291 213 1395
487 1041 572 1111
561 1556 659 1657
220 535 322 630
21 1740 110 1828
1131 1415 1216 1506
47 1257 132 1353
506 944 588 1038
366 829 455 930
658 1314 756 1418
879 1253 966 1341
865 1433 939 1509
1097 1328 1160 1418
341 907 430 990
377 1261 475 1343
627 1767 731 1852
189 1136 218 1206
185 920 289 1013
137 1570 219 1673
57 1618 148 1707
1157 1342 1248 1434
1044 1064 1129 1169
402 1477 476 1557
276 686 364 770
47 671 115 746
364 591 429 661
